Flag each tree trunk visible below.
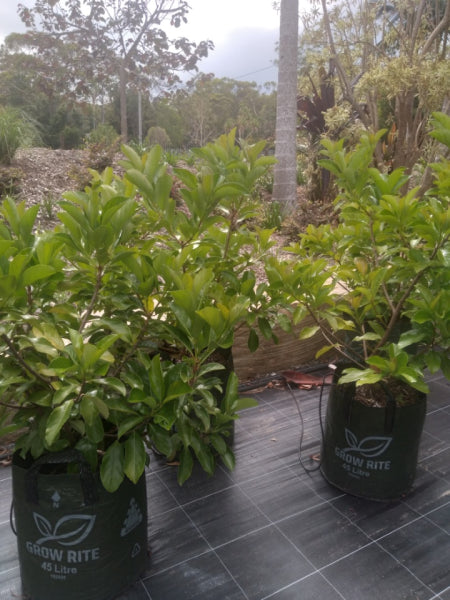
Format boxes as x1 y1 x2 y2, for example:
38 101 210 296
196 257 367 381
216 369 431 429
273 0 299 216
119 61 128 142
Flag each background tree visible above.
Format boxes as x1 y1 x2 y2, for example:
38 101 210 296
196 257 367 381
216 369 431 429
159 75 276 148
17 0 212 141
298 0 450 194
144 125 171 148
272 0 299 216
0 33 91 148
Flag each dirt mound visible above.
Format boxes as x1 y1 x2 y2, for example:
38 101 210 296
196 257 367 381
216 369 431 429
8 147 333 235
12 147 89 229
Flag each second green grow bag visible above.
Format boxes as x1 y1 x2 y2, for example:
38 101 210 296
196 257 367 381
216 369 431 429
320 373 427 501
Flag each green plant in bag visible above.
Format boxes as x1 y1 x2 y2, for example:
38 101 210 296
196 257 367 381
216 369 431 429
0 131 280 490
267 115 450 398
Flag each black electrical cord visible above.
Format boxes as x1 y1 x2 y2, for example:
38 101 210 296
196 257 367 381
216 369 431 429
285 366 335 473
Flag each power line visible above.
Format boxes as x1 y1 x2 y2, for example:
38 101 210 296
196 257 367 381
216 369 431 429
233 64 277 80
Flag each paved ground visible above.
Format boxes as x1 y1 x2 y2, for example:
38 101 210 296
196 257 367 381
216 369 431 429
1 370 449 600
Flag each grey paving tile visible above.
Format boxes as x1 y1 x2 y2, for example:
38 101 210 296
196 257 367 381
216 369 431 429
0 472 12 527
0 574 22 600
404 467 450 514
322 543 432 600
289 462 345 501
146 507 210 575
216 525 315 600
237 399 294 437
183 484 270 548
426 502 450 534
263 572 344 600
146 472 179 517
225 436 294 484
277 503 371 569
330 494 421 540
438 586 450 600
421 447 450 483
378 517 450 594
0 504 20 598
156 458 235 506
113 580 151 600
423 410 450 447
420 429 450 461
239 466 323 523
427 379 450 410
142 552 247 600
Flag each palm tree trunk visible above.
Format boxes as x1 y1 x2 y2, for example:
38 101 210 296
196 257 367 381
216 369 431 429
273 0 299 216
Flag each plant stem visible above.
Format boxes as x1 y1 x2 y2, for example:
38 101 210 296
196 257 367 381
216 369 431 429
1 334 52 386
303 304 366 369
373 236 448 354
79 264 104 332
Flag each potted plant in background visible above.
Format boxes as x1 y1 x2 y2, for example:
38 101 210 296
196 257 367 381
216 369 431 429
119 129 280 481
267 113 450 501
0 130 277 599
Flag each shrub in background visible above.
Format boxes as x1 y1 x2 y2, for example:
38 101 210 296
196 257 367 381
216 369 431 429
0 106 41 165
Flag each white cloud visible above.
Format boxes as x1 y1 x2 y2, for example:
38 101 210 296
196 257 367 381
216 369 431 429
0 2 26 42
196 27 278 85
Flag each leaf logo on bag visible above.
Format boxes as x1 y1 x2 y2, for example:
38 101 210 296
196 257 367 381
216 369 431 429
33 512 96 546
343 428 392 457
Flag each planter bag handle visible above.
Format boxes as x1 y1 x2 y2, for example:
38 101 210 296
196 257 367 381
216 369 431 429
381 382 397 434
25 449 98 506
345 381 397 435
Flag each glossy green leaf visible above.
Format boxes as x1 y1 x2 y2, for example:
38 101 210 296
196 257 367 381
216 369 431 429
45 399 74 446
177 447 194 486
100 441 125 492
124 432 147 483
117 415 145 439
22 265 56 286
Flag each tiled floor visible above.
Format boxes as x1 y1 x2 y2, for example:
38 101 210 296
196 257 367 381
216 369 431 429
1 370 449 600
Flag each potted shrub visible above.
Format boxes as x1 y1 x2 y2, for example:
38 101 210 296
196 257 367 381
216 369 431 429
267 113 450 501
0 131 277 599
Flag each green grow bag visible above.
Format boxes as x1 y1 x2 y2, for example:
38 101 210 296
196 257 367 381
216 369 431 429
11 450 148 600
320 371 427 501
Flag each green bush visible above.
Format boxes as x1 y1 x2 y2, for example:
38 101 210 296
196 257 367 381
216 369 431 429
0 130 279 490
83 124 121 172
0 106 41 165
84 123 119 147
61 125 83 149
144 125 171 149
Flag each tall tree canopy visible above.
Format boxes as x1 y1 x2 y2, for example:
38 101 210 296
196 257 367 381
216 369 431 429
16 0 212 140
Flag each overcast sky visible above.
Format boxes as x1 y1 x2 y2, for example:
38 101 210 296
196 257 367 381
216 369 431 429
0 1 309 87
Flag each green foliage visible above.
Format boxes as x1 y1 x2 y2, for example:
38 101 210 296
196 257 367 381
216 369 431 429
267 117 450 394
298 0 450 188
144 126 171 149
0 131 278 490
0 106 40 165
83 125 121 172
61 125 83 149
261 201 283 230
16 0 213 140
165 76 276 147
84 124 119 147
